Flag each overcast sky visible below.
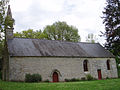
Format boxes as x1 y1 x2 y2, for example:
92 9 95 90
10 0 106 44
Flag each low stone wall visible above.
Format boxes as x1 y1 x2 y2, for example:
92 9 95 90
9 57 118 81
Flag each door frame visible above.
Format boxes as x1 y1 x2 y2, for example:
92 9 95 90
52 72 59 82
97 69 102 80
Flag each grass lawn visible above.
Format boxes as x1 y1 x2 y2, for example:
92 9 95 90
0 79 120 90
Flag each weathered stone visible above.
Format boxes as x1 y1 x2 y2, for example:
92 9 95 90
9 57 118 81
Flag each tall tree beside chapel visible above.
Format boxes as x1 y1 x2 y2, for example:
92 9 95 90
102 0 120 57
0 0 12 58
43 21 81 42
0 0 13 73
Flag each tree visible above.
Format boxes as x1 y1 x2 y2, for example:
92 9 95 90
14 29 47 39
0 0 10 32
43 21 80 42
86 33 97 43
0 0 11 58
102 0 120 77
102 0 120 56
15 21 81 42
0 0 11 73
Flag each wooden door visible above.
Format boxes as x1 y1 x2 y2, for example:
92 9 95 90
53 72 59 82
97 69 102 80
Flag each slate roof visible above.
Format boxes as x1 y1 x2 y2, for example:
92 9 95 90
7 38 114 58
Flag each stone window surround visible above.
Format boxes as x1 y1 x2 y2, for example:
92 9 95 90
107 60 111 70
83 60 89 72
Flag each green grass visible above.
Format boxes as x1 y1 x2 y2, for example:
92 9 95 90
0 79 120 90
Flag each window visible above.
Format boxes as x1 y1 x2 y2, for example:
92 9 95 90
107 60 110 70
83 60 88 71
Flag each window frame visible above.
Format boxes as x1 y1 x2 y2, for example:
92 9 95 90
83 60 88 72
107 60 110 70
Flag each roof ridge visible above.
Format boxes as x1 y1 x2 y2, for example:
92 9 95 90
78 42 99 44
13 37 99 44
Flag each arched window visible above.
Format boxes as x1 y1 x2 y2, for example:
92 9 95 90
83 60 88 71
107 60 110 70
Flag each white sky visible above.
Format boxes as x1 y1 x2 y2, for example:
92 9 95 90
10 0 106 45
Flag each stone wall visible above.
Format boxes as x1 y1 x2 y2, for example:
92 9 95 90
9 57 118 81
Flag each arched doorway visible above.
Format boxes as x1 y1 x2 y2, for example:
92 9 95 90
53 72 59 82
97 69 102 80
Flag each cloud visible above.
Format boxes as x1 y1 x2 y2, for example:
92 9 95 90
30 0 64 12
10 0 106 44
10 0 33 12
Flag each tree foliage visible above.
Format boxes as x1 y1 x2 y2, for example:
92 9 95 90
0 0 9 57
14 29 46 39
14 21 81 42
102 0 120 56
86 33 97 43
43 21 80 42
4 15 14 29
0 0 10 72
0 0 10 32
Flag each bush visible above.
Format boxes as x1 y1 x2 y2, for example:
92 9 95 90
81 77 86 81
65 78 80 82
86 74 94 81
0 58 2 71
25 74 31 82
44 79 49 82
65 79 70 82
115 56 120 78
0 71 2 80
25 73 42 82
117 66 120 78
106 77 110 79
71 78 80 82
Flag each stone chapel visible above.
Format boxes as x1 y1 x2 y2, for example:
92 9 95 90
2 5 118 82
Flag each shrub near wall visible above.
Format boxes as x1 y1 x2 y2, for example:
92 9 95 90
0 58 2 80
65 78 80 82
86 74 94 81
0 71 2 80
25 73 42 82
117 66 120 78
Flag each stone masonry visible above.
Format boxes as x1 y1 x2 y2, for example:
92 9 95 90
9 57 118 81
